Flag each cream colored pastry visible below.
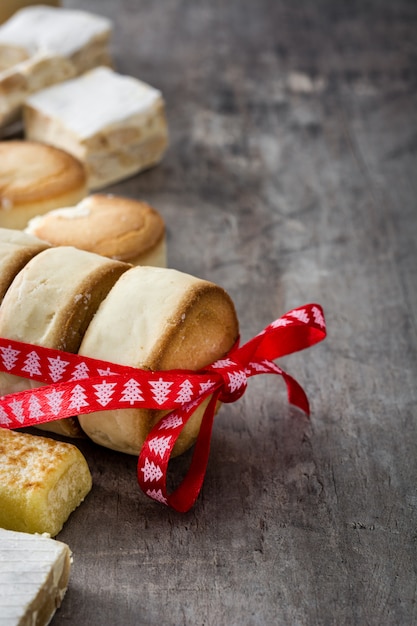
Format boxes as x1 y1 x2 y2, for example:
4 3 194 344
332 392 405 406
0 527 71 626
0 227 50 301
78 266 239 457
0 140 88 229
0 53 77 127
0 246 129 435
26 194 167 267
24 66 169 189
0 5 112 126
0 428 92 536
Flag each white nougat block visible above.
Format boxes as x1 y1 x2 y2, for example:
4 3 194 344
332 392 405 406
0 5 112 126
0 528 71 626
24 66 169 189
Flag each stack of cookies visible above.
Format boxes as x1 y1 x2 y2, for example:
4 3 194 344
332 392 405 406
0 228 239 451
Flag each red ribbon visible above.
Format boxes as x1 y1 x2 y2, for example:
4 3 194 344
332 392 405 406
0 303 326 512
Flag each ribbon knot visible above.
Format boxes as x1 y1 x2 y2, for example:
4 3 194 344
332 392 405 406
0 302 326 513
206 356 248 403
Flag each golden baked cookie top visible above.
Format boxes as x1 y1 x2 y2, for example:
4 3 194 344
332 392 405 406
0 140 87 208
26 194 166 260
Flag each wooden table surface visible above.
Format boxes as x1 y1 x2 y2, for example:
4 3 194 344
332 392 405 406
49 0 417 624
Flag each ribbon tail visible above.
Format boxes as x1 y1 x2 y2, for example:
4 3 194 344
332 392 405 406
168 392 219 512
279 368 310 416
137 390 220 512
246 361 311 416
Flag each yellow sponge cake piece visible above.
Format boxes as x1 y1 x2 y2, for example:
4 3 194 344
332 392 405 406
0 428 92 536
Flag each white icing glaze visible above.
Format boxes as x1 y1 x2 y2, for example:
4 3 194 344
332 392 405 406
26 67 163 138
27 203 91 232
0 5 111 58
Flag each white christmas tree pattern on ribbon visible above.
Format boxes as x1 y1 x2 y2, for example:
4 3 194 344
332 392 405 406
28 395 44 421
287 308 310 324
8 399 25 424
149 378 173 405
0 345 20 370
140 458 163 482
48 356 70 382
120 378 144 405
70 362 90 380
93 380 117 406
146 489 168 505
22 351 42 377
69 385 89 412
175 379 194 404
0 303 327 513
158 413 183 430
0 406 12 426
148 435 172 458
45 389 65 415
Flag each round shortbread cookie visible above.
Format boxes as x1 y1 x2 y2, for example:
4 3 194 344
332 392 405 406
26 194 166 266
0 245 129 435
78 265 239 456
0 227 50 302
0 140 87 229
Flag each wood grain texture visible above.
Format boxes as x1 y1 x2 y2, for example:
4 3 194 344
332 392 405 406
45 0 417 624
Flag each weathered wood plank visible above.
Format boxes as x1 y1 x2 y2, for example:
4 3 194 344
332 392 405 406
46 0 417 624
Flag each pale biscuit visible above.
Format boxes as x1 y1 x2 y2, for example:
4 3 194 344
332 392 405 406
0 227 50 301
78 266 239 456
0 246 129 435
0 140 87 229
26 194 167 267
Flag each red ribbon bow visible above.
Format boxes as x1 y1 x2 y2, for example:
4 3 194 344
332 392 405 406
0 303 326 512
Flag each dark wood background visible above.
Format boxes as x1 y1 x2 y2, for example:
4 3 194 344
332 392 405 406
50 0 417 624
